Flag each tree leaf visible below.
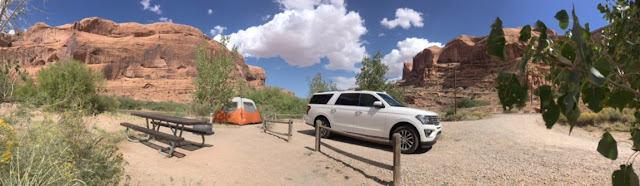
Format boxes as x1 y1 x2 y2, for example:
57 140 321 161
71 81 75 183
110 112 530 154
539 85 560 128
632 129 640 151
589 67 607 87
606 89 635 111
594 56 611 77
558 93 581 133
561 42 576 63
597 132 618 160
488 17 506 61
495 72 528 111
535 20 548 54
519 25 531 42
555 9 570 30
612 164 639 186
582 84 607 113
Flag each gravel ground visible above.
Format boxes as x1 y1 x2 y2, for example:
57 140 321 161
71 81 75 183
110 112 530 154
114 113 638 185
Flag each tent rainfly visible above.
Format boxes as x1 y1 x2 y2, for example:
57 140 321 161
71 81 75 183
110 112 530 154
212 97 262 125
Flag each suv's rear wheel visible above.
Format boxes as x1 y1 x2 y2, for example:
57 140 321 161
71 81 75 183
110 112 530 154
314 117 332 138
393 126 419 154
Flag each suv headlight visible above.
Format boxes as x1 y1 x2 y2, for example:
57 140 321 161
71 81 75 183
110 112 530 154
416 115 440 125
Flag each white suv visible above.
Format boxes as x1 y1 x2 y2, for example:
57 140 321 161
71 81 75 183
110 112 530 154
304 91 441 153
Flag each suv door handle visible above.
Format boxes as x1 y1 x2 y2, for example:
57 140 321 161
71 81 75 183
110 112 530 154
355 111 362 115
331 109 336 113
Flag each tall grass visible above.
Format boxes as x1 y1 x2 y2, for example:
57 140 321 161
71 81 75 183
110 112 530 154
0 110 125 185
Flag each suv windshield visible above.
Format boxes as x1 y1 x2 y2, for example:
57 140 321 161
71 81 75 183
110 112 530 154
377 93 404 107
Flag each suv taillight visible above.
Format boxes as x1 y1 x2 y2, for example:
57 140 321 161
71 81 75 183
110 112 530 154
306 106 310 114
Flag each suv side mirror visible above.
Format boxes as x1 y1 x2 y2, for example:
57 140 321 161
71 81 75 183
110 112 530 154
373 101 384 108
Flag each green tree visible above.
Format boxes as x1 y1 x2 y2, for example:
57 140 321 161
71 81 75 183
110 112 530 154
487 1 640 185
192 36 236 116
0 59 26 101
356 51 405 103
306 72 337 97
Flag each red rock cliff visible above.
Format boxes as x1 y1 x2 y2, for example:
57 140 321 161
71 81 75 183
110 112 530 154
1 17 267 102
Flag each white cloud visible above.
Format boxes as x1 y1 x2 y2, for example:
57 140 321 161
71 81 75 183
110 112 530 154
216 0 367 72
276 0 321 10
378 33 385 37
261 14 271 21
7 29 15 35
382 37 442 77
208 9 213 15
332 76 357 90
380 8 423 29
159 17 172 23
209 25 227 37
140 0 162 14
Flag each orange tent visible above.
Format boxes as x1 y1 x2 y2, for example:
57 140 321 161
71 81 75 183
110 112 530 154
212 97 263 125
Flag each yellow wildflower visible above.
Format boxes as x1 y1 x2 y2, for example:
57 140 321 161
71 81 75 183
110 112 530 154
1 150 11 164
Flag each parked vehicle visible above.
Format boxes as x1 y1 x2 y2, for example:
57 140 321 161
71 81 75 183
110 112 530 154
304 91 441 153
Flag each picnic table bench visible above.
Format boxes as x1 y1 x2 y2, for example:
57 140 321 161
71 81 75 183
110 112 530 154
121 112 214 157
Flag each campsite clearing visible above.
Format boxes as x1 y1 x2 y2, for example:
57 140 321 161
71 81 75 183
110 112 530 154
92 113 640 185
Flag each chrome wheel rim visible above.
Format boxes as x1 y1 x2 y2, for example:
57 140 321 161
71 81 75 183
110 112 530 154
398 130 414 151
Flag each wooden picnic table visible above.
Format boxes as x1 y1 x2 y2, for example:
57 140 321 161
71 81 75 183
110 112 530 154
121 112 214 157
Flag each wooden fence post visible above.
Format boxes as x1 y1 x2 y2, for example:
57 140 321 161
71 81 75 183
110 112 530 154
263 119 267 133
393 133 401 185
287 120 293 142
315 124 320 152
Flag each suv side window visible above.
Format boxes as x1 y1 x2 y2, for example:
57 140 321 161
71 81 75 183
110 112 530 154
335 93 359 106
359 94 380 107
309 94 333 104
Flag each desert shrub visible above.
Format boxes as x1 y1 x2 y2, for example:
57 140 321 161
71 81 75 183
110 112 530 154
441 108 491 121
117 96 188 112
35 60 116 113
0 111 124 185
241 87 307 115
456 98 490 109
12 77 39 103
576 112 598 126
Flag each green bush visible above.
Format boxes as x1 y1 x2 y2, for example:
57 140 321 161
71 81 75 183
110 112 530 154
240 87 307 115
456 98 490 109
0 111 124 185
35 60 116 113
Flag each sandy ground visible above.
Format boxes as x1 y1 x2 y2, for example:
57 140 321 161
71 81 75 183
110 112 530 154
1 103 637 185
104 113 640 185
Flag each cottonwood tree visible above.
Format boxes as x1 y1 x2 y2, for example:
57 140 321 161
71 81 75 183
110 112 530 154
0 0 29 102
193 36 236 116
306 72 337 97
487 1 640 185
356 51 405 103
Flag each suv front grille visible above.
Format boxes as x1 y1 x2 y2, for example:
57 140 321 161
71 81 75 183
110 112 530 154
426 116 440 125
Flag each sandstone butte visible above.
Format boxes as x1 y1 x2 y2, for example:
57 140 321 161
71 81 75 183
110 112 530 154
0 17 280 103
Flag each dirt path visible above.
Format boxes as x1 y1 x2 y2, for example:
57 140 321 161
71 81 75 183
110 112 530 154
112 114 639 185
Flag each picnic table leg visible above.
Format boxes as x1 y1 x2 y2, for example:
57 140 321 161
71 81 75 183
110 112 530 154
178 124 185 137
158 141 176 158
146 118 149 129
124 128 150 143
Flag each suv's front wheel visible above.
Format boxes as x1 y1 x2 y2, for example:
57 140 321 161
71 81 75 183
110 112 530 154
393 125 419 154
314 117 332 138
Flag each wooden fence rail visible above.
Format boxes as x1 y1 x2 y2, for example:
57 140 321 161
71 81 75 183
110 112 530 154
315 124 402 185
262 118 293 142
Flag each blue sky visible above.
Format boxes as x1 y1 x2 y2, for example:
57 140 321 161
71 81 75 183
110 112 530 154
22 0 608 97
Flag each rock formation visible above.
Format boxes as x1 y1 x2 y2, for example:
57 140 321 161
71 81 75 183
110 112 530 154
0 17 267 102
401 28 555 109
